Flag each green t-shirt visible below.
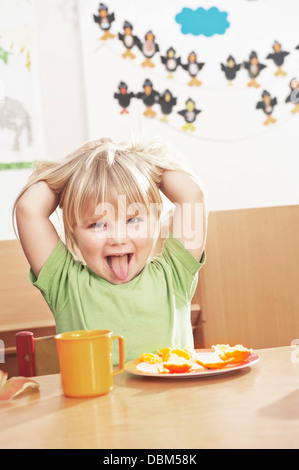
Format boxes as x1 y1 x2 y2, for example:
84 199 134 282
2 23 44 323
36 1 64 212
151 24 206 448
29 232 205 363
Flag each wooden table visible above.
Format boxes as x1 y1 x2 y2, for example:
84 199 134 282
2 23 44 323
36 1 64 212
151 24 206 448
1 346 299 449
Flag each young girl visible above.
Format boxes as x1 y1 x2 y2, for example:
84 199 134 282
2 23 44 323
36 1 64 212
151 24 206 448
13 137 207 363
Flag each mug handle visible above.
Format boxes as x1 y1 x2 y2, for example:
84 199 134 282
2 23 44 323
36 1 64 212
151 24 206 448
112 335 125 375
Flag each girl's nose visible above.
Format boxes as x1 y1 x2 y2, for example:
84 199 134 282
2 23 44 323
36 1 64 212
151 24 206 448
108 236 128 246
107 223 129 244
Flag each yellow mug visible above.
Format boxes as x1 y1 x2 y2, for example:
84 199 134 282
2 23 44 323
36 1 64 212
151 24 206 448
55 329 125 398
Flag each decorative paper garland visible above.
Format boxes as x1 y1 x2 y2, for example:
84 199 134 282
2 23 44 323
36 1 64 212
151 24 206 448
90 7 299 141
92 42 299 142
96 42 299 92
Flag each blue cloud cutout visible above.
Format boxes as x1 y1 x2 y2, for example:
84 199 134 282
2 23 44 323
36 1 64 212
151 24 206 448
175 7 230 37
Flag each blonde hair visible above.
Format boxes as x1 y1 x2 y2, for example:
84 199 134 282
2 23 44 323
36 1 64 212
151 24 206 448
13 137 194 255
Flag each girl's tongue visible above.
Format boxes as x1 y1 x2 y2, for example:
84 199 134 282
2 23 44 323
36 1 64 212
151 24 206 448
108 254 130 281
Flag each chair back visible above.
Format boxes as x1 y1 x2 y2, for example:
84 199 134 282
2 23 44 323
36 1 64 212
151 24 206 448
16 331 60 377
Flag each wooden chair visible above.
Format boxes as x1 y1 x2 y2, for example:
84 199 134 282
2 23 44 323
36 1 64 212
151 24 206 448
16 331 60 377
197 205 299 349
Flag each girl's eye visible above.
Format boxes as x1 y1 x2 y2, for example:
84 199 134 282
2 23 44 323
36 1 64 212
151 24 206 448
127 217 141 224
96 221 107 230
89 221 106 230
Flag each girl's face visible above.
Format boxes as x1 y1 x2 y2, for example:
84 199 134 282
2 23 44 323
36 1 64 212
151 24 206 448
73 200 159 285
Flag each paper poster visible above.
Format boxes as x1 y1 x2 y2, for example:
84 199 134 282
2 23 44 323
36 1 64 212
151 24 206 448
0 0 44 170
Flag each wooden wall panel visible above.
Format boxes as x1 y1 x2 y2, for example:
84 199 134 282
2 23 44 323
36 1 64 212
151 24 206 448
0 240 56 376
197 205 299 349
0 240 55 331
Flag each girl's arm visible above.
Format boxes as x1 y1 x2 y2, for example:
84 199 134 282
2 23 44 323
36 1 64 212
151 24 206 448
159 170 207 261
15 181 60 277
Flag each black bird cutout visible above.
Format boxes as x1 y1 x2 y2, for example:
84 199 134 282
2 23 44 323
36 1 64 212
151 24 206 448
244 51 267 88
137 31 159 68
158 90 177 122
221 55 241 85
160 47 181 78
136 79 160 117
256 90 277 125
266 41 289 76
114 82 135 114
93 3 115 40
285 78 299 114
181 51 204 86
118 21 140 59
177 98 201 132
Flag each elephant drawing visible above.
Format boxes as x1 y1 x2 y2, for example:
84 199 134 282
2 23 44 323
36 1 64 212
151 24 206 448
0 97 32 151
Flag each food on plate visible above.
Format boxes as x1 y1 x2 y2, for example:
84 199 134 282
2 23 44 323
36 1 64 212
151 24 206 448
139 347 195 373
163 349 193 373
212 344 252 364
195 354 232 369
137 344 252 374
196 344 252 369
157 347 172 360
138 353 163 364
164 348 192 361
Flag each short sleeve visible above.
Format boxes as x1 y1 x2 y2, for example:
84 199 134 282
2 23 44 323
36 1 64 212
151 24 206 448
29 240 76 315
161 232 206 302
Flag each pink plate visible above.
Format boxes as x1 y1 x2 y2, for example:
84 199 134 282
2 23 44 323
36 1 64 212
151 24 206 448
124 350 260 379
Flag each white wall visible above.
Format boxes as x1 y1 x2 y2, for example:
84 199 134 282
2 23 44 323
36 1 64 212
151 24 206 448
0 0 87 240
1 0 299 241
79 0 299 212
